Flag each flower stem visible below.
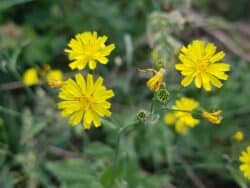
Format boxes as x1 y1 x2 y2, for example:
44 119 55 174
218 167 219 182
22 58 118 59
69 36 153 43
109 128 122 188
162 107 192 113
108 121 136 188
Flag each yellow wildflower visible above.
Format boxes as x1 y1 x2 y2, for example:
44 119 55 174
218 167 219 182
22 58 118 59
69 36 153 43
164 113 176 125
58 73 114 129
22 68 39 86
175 120 189 134
65 31 115 70
175 40 230 91
173 97 200 128
233 131 244 142
146 68 165 92
47 70 64 88
164 97 199 134
202 110 222 125
240 146 250 179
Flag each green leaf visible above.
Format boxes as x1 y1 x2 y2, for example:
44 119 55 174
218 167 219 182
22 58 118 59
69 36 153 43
0 167 14 188
100 161 139 188
0 0 34 11
85 142 113 157
45 159 101 187
226 165 248 188
20 121 47 145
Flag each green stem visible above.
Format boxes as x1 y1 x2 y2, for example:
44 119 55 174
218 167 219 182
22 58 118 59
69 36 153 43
162 107 202 118
109 128 122 188
162 107 192 113
150 101 154 114
108 120 136 188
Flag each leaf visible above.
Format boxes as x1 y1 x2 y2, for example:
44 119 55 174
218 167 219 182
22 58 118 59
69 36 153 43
84 142 113 157
100 161 139 188
0 0 34 11
226 165 248 188
0 167 14 188
20 121 47 145
45 159 102 187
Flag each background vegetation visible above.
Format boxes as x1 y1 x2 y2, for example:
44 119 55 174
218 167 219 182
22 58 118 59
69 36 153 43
0 0 250 187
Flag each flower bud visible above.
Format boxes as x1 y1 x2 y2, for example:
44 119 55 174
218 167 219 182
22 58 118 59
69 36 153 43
136 110 148 122
154 61 164 71
154 88 170 104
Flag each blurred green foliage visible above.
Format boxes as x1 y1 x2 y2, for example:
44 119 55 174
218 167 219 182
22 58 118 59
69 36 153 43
0 0 250 188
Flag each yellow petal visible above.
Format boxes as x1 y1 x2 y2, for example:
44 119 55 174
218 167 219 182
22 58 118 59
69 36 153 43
89 60 96 70
92 111 101 127
205 43 216 58
75 73 86 93
201 73 211 91
210 51 225 63
208 63 230 71
64 79 81 97
208 74 223 88
181 75 193 87
97 57 108 64
69 110 84 125
194 74 202 88
86 74 94 93
58 101 80 109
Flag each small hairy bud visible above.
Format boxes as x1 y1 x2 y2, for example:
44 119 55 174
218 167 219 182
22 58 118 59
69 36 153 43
136 110 148 122
154 61 164 71
154 88 170 104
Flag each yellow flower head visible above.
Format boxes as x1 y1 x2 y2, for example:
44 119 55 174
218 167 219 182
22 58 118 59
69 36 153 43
240 146 250 179
233 131 244 142
173 97 200 128
65 31 115 70
202 110 222 125
146 68 165 92
47 70 64 88
176 40 230 91
58 73 114 129
175 120 189 134
164 113 176 125
164 97 199 134
22 68 39 86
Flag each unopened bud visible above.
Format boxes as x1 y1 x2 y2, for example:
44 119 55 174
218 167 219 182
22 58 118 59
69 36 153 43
154 88 169 104
154 61 164 71
136 110 148 122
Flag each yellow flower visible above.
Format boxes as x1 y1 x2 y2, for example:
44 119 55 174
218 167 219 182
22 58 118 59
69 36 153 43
22 68 39 86
58 73 114 129
65 31 115 70
233 131 244 142
202 110 222 125
47 70 64 88
175 120 189 134
175 40 230 91
164 97 199 134
146 68 165 91
240 146 250 179
173 97 200 128
164 113 176 125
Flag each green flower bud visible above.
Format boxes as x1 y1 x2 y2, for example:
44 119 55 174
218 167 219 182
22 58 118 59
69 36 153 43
154 61 164 71
154 88 170 104
136 110 148 122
